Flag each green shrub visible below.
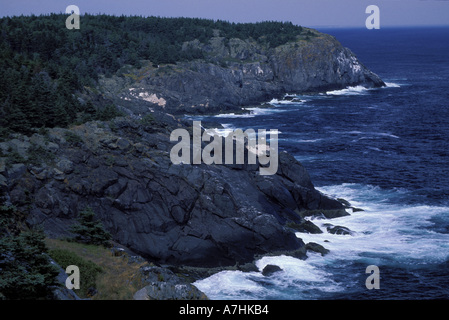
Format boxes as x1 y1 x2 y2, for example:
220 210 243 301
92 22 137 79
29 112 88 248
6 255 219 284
140 113 155 126
69 207 112 247
49 248 103 298
64 131 83 146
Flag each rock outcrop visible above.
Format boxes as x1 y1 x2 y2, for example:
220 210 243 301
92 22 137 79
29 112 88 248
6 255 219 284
98 29 384 116
0 28 381 270
133 265 208 300
0 116 347 268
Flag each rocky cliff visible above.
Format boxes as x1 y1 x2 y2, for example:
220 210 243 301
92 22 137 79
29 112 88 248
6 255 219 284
98 28 385 115
0 115 347 268
0 27 383 270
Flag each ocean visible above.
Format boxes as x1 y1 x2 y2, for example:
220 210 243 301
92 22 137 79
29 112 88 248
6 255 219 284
190 27 449 300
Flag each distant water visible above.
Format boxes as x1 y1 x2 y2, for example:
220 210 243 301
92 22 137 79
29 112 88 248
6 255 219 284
190 27 449 299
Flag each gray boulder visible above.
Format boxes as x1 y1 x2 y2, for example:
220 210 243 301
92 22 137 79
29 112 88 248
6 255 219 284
262 264 283 276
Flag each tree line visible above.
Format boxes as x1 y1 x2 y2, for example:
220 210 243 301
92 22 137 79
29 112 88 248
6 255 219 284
0 14 306 137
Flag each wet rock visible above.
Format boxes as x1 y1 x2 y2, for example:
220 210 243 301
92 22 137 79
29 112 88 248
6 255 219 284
288 220 323 234
324 224 354 235
305 242 330 256
262 264 283 276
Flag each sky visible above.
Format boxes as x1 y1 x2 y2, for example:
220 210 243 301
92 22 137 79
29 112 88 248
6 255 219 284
0 0 448 28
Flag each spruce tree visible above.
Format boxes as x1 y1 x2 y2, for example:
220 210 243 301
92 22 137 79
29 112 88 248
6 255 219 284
0 192 60 300
69 207 112 247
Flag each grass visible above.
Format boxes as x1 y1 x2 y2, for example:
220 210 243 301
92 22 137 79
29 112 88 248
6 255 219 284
46 238 147 300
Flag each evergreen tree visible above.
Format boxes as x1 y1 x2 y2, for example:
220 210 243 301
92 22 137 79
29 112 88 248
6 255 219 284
0 14 308 136
0 192 60 300
2 101 32 135
69 207 112 247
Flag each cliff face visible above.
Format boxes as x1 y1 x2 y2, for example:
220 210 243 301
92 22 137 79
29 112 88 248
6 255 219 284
0 28 380 269
101 29 385 115
0 116 347 268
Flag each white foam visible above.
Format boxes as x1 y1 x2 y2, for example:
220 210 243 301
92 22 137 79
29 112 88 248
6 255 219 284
213 112 255 118
268 98 306 105
245 107 287 115
195 183 449 299
332 131 400 139
297 139 321 143
325 83 400 96
294 155 319 162
314 184 449 264
326 85 371 96
373 132 400 139
213 107 289 119
193 270 266 300
385 82 401 88
194 254 342 300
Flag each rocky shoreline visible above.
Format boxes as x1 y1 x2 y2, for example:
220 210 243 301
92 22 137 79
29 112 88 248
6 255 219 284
0 113 359 300
0 27 378 299
97 27 385 117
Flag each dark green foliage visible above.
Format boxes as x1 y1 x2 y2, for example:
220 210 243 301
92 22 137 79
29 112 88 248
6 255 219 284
0 192 60 300
0 193 16 235
69 207 112 247
140 113 155 126
0 14 307 136
4 150 26 168
26 143 56 166
48 248 103 298
64 131 83 146
95 104 125 121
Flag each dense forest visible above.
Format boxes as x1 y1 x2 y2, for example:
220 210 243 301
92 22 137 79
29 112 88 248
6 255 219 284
0 14 307 137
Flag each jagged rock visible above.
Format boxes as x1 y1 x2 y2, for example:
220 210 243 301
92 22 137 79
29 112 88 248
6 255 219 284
7 163 27 181
56 159 74 174
237 262 259 272
134 283 207 300
288 220 323 234
305 242 330 256
2 118 349 268
134 265 208 300
102 30 384 116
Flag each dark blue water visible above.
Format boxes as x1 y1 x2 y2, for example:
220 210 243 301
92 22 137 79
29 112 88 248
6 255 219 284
193 27 449 300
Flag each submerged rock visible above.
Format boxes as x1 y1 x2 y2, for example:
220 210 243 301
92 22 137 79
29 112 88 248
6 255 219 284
324 224 355 236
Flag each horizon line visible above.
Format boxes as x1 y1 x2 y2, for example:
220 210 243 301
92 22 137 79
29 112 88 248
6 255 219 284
1 12 448 29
